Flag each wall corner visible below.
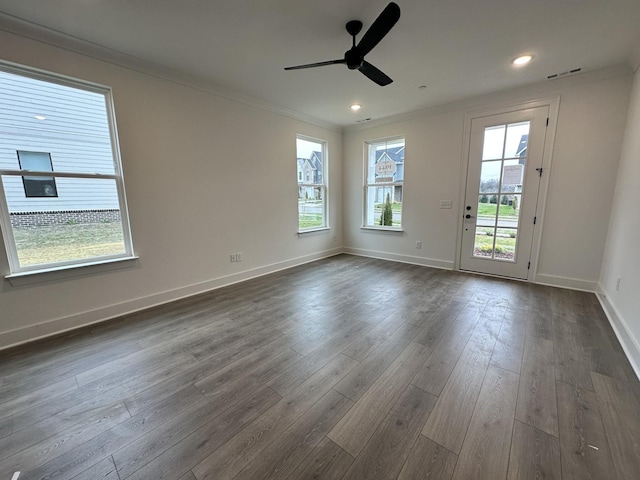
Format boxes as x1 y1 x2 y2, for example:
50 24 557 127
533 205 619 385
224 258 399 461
628 41 640 72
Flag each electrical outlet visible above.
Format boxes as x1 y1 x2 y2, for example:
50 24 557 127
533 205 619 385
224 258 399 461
236 252 242 262
230 253 237 262
616 277 621 291
440 200 453 209
416 240 422 249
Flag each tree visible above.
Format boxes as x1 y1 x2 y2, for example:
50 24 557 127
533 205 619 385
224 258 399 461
380 192 393 226
490 195 498 204
512 196 519 210
480 194 489 203
501 195 509 205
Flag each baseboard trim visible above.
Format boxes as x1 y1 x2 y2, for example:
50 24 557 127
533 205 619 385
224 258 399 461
0 247 344 351
343 247 454 270
534 273 597 292
596 289 640 382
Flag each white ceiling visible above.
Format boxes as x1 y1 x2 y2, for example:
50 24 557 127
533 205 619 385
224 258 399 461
1 0 639 127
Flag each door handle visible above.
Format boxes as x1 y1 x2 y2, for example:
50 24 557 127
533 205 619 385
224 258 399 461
465 214 475 219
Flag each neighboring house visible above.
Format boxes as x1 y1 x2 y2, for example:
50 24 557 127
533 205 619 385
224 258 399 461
374 144 404 203
516 134 528 160
297 151 323 200
0 71 120 226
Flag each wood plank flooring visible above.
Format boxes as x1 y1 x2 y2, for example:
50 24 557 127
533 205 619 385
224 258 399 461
1 254 640 480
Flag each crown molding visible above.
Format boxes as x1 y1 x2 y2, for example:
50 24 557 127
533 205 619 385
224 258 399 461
344 63 632 133
0 12 340 132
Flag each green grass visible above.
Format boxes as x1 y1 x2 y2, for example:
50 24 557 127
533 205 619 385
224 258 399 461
14 222 125 267
477 203 518 217
299 213 323 229
473 228 517 259
474 234 516 251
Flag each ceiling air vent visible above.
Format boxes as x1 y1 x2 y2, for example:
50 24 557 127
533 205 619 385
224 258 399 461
547 68 582 80
355 117 372 123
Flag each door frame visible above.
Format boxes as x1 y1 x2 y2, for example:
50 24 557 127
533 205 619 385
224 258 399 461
454 97 560 281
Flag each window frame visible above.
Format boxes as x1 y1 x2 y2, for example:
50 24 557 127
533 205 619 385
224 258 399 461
296 134 329 233
363 136 405 231
17 150 58 198
0 61 135 276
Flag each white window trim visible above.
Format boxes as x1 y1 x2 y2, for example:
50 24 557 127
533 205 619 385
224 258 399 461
5 255 139 287
0 61 135 277
360 226 404 234
297 227 331 236
297 134 329 233
363 136 405 231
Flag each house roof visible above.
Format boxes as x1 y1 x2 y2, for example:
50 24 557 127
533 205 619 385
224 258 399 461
516 135 528 158
297 151 323 172
376 146 405 163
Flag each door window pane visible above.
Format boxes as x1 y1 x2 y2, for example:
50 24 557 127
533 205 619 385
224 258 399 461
477 195 498 227
472 121 531 264
504 121 530 159
479 160 501 194
497 194 521 228
494 231 517 261
482 125 505 160
473 227 496 257
501 160 524 192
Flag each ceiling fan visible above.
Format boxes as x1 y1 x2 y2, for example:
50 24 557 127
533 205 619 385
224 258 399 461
284 2 401 86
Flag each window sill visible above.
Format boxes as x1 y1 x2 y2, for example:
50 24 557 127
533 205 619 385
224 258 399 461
5 256 139 287
298 227 330 236
360 227 404 235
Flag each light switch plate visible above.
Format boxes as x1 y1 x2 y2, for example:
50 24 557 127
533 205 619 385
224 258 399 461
440 200 453 209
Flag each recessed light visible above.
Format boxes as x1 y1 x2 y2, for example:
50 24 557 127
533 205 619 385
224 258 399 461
34 115 47 120
512 54 533 66
350 104 361 112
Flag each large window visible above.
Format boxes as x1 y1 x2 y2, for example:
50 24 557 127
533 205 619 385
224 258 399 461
364 137 405 229
0 64 134 274
296 136 327 231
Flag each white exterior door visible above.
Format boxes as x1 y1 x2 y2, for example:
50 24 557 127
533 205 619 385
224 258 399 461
460 106 548 279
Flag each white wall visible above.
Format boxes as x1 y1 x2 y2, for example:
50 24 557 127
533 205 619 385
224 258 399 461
343 67 631 290
599 51 640 376
0 22 635 351
0 29 342 348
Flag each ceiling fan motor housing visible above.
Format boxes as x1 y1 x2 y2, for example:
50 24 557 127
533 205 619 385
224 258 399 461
345 48 363 69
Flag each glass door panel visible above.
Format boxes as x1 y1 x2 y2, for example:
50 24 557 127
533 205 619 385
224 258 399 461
472 120 530 262
460 106 548 279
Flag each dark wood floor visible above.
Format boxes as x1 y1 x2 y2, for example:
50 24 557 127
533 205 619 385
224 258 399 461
1 255 640 480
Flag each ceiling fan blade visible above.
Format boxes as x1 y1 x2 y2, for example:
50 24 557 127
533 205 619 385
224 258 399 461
284 59 346 70
359 61 393 86
356 2 401 57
